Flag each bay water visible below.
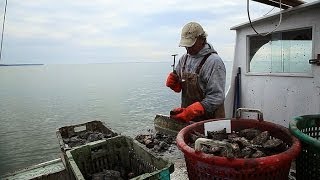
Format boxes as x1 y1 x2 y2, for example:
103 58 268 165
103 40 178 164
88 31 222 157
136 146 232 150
0 61 232 175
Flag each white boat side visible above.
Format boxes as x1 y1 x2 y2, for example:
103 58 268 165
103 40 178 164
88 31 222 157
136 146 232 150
225 0 320 126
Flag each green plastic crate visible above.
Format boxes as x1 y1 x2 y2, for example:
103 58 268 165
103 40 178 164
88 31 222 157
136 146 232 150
66 136 174 180
289 114 320 180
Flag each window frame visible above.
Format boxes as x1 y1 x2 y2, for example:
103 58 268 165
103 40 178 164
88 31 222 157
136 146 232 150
246 26 315 77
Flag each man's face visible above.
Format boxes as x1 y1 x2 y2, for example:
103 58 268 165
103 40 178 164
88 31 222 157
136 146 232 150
186 37 204 55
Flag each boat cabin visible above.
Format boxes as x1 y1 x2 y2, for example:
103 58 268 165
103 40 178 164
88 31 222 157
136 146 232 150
225 0 320 126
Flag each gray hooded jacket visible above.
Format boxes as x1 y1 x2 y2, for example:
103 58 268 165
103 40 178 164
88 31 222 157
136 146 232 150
175 43 226 113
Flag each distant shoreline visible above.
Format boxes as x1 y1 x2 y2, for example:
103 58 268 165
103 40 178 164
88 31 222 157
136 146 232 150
0 64 44 66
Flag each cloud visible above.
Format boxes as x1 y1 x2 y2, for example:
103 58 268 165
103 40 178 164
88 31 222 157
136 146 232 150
1 0 316 64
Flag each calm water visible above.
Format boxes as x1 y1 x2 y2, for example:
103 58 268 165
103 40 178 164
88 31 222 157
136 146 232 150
0 62 232 175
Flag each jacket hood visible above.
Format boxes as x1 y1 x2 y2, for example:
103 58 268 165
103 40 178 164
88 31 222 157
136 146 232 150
189 43 217 58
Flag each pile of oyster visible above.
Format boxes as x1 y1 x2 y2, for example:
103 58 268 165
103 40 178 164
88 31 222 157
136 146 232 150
135 131 175 153
63 131 115 148
91 169 135 180
189 128 287 158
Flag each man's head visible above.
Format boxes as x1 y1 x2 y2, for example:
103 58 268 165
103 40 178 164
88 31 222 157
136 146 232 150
179 22 207 55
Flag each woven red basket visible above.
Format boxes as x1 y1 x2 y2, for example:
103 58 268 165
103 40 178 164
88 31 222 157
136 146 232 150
176 118 301 180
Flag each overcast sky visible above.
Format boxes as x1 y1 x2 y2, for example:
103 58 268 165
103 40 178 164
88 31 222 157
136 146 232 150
0 0 315 64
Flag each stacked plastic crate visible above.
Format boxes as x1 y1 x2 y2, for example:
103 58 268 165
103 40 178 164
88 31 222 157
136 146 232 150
56 120 174 180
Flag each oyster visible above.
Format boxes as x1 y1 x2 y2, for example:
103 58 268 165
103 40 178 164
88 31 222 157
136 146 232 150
239 128 261 140
207 128 228 140
251 131 269 145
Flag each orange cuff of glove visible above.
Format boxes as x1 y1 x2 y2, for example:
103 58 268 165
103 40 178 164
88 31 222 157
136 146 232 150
171 102 205 122
166 72 182 93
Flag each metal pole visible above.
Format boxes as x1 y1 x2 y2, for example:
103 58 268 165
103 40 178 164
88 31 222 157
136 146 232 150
0 0 8 63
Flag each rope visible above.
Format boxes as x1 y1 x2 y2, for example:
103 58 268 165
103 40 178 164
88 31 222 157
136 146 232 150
263 7 275 16
247 0 282 36
0 0 8 62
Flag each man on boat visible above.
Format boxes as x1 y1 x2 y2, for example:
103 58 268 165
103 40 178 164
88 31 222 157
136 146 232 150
166 21 226 122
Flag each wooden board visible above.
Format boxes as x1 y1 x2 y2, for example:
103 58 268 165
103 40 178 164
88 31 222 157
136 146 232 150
252 0 305 9
154 114 189 136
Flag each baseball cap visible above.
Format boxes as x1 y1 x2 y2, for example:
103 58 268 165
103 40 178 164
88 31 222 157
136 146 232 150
179 22 207 47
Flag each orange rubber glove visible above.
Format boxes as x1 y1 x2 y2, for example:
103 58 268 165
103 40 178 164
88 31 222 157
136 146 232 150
166 72 181 93
170 102 205 122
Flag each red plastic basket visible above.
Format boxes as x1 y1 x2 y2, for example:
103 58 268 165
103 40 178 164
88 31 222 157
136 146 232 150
176 118 301 180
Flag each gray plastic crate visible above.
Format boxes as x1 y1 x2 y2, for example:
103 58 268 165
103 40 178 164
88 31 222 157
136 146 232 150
56 120 119 152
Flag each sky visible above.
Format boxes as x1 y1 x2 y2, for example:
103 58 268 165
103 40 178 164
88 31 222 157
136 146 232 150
0 0 316 64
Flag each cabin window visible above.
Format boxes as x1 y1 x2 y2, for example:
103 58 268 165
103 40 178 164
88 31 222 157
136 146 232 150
248 28 312 73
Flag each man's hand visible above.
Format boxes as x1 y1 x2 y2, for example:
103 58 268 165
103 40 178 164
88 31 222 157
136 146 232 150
170 102 205 122
170 108 184 116
166 72 181 92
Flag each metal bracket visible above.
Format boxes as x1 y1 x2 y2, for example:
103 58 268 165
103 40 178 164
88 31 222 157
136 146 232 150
236 108 264 121
309 54 320 66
